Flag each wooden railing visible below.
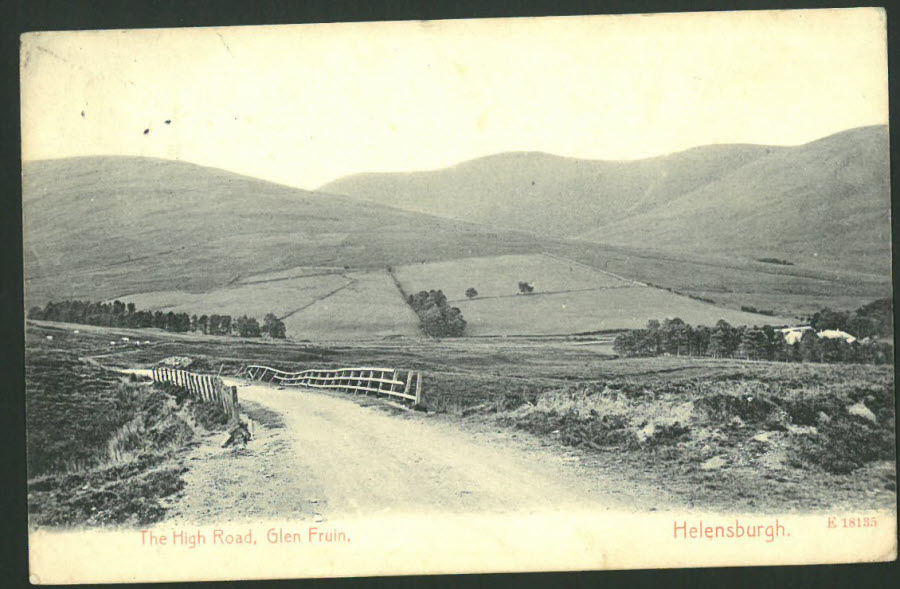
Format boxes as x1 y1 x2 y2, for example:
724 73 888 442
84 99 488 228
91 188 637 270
237 364 425 407
152 367 240 421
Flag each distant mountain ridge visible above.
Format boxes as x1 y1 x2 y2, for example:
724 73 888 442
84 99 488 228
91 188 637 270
321 125 891 274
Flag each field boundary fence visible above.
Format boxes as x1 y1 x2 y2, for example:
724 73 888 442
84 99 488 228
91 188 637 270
236 364 425 408
152 367 241 421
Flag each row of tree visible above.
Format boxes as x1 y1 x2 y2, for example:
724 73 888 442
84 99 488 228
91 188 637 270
407 290 466 337
28 300 287 339
613 317 892 365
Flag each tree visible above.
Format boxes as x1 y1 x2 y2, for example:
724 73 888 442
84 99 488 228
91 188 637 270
407 289 466 337
799 330 821 363
809 308 851 332
518 281 534 294
262 313 286 339
709 320 738 358
235 315 261 337
465 287 478 299
737 327 768 360
419 305 466 337
661 318 690 355
208 314 222 335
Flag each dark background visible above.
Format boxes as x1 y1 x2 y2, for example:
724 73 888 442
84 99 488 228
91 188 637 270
2 1 897 587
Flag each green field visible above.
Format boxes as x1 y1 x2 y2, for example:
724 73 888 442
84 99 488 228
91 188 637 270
119 272 350 319
113 252 802 339
393 254 795 336
393 254 637 301
282 270 421 339
116 268 420 340
453 286 794 336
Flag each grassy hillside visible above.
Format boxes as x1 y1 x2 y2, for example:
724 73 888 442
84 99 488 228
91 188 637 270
322 125 891 276
22 156 546 305
593 126 892 273
23 153 890 334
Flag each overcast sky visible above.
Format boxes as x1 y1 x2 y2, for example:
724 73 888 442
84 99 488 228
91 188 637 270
21 8 888 190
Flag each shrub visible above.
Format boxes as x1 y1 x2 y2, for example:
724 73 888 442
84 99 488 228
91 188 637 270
793 417 895 474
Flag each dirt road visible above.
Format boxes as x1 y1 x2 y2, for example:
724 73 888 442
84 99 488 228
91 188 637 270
122 369 675 523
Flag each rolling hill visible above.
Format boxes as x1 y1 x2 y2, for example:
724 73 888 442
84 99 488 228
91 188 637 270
22 151 891 337
22 156 546 305
321 125 891 275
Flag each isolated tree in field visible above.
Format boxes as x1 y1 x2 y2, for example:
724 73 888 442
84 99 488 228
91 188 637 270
518 281 534 294
262 313 286 339
235 315 262 337
465 287 478 299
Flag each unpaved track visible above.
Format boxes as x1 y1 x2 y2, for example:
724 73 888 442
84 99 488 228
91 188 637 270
127 367 671 521
212 378 639 519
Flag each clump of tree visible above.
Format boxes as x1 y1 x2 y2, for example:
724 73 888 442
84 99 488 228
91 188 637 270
28 300 288 339
407 290 466 337
807 298 893 339
262 313 286 339
234 315 261 337
614 315 892 365
518 281 535 294
465 287 478 299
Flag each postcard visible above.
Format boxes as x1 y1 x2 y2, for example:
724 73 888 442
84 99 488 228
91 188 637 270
21 8 895 583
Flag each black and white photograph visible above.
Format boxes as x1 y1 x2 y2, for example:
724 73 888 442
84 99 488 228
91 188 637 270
20 8 896 583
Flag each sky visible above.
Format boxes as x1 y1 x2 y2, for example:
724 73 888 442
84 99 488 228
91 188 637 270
20 8 888 190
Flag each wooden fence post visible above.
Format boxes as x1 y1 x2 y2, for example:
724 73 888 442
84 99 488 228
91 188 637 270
403 371 412 396
231 386 240 421
415 371 424 407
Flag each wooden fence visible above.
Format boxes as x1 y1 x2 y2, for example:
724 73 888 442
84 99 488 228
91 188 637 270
152 367 240 421
237 364 425 407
